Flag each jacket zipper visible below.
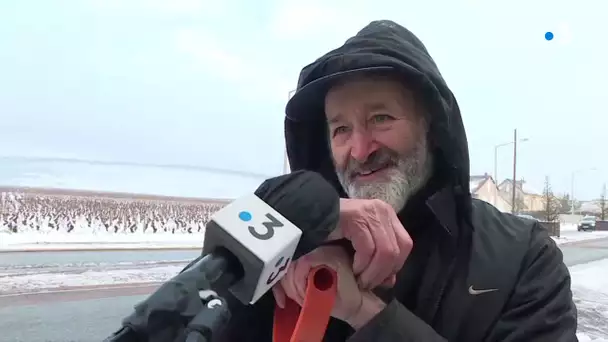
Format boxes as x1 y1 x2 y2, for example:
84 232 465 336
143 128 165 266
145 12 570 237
430 255 456 318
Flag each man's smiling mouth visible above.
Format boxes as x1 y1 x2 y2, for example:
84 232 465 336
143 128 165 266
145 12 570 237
353 163 392 179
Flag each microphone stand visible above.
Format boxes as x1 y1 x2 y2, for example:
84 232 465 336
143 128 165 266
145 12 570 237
104 251 241 342
183 292 231 342
105 292 230 342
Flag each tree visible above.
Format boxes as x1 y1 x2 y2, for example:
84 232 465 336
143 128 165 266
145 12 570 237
505 180 526 214
555 193 582 214
542 176 560 222
556 193 571 214
599 183 607 221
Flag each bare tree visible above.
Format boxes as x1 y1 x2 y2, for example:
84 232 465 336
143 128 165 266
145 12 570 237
599 183 607 221
513 196 526 214
557 193 572 214
542 176 560 222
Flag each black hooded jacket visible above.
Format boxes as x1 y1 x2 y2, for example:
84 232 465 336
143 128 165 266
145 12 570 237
217 20 577 341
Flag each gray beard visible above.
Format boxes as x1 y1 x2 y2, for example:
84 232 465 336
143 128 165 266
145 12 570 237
335 137 433 212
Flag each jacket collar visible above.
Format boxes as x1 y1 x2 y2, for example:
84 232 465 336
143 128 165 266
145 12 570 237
425 185 463 240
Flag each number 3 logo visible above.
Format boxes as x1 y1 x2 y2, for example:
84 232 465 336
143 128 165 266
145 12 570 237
249 213 284 240
266 256 290 285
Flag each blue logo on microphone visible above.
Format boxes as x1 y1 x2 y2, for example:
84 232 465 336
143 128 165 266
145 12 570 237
238 211 252 222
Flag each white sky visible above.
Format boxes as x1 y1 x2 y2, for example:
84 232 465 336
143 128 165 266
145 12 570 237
0 0 606 200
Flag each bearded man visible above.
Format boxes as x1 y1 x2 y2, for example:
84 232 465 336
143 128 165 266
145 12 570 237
219 20 578 342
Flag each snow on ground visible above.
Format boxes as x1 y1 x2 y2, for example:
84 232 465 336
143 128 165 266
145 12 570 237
0 264 185 294
570 258 608 341
551 224 608 246
0 231 204 251
2 254 608 340
2 223 608 251
552 231 608 245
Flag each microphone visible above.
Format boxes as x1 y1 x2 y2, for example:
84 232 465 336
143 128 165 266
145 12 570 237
106 170 341 342
202 169 340 304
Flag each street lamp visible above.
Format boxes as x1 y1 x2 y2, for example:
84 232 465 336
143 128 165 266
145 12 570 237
570 167 597 214
493 135 529 208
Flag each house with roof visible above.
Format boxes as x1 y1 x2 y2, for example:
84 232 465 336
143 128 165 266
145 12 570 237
470 173 511 212
579 200 602 215
498 179 544 212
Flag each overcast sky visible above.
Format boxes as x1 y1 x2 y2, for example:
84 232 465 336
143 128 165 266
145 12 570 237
0 0 606 200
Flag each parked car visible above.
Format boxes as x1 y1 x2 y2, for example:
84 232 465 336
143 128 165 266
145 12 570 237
578 216 597 231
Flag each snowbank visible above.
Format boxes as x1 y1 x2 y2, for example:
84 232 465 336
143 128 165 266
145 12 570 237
552 231 608 245
1 264 185 294
571 258 608 341
551 224 608 245
0 231 204 251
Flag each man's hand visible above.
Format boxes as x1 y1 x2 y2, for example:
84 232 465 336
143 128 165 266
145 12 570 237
330 198 413 289
272 246 387 330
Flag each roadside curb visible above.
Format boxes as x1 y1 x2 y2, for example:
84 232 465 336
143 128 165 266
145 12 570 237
557 236 608 247
0 282 165 308
0 282 163 298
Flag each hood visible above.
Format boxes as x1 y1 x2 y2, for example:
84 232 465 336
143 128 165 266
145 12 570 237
284 20 471 218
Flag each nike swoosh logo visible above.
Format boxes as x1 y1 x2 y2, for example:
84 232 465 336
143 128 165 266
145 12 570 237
468 285 499 295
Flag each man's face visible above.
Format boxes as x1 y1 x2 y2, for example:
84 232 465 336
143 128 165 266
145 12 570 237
325 75 432 212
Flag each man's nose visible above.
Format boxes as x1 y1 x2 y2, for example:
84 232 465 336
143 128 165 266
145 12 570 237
350 130 378 162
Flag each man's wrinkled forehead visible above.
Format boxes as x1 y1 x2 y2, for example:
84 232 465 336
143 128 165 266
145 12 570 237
327 102 392 125
323 72 421 122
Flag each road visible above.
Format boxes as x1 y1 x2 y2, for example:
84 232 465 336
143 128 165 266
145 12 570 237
1 238 608 342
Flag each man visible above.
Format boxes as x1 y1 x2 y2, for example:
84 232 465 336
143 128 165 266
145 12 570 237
219 20 577 341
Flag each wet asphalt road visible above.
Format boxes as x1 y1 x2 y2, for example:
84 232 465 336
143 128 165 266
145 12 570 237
0 294 143 342
1 238 608 342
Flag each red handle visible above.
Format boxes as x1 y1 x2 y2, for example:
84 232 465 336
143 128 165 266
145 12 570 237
272 265 338 342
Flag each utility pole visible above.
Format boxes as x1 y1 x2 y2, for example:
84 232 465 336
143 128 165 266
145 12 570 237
570 173 575 215
570 167 597 214
493 145 499 206
511 129 517 214
494 137 529 209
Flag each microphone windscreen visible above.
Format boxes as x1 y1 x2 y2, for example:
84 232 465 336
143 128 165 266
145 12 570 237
254 170 340 259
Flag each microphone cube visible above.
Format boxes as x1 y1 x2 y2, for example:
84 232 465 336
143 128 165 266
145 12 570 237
203 194 302 304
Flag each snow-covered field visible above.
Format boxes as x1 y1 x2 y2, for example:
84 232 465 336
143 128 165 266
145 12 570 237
0 189 221 251
4 223 608 252
4 189 608 251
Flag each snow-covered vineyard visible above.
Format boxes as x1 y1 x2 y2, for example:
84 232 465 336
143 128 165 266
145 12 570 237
0 189 225 235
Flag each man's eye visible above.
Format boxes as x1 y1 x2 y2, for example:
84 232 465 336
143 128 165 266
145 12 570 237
371 114 394 123
333 126 349 136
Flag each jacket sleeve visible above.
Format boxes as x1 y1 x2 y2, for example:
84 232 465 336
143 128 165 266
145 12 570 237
347 299 447 342
347 223 578 342
483 223 578 341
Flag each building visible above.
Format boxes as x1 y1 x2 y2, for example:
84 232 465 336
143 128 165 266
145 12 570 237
470 174 512 212
498 179 544 212
579 200 602 215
